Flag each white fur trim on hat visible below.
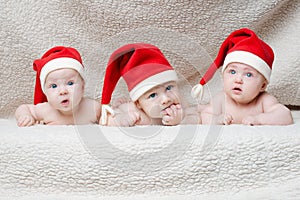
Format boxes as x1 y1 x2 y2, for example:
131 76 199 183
100 104 115 125
191 83 204 100
40 57 85 93
129 70 178 101
222 51 271 82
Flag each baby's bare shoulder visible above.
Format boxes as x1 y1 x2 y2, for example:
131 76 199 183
34 102 53 113
82 97 100 106
258 92 278 104
80 97 101 121
211 91 225 103
32 102 57 121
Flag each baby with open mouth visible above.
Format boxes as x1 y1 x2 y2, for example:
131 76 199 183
60 99 70 106
15 46 101 126
192 28 293 125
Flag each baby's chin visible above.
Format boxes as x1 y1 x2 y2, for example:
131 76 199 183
56 103 74 112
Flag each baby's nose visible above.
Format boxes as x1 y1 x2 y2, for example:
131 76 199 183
59 86 68 95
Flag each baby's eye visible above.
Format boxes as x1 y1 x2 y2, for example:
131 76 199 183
229 69 236 74
166 85 173 91
50 84 57 89
67 81 74 86
148 93 157 99
246 73 253 77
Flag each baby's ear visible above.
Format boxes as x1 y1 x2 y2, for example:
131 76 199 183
260 80 268 92
81 81 85 90
135 101 142 109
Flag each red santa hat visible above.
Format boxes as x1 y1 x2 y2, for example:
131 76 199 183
100 43 178 125
191 28 274 100
33 46 85 104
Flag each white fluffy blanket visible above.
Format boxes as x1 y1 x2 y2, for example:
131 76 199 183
1 0 300 199
0 112 300 199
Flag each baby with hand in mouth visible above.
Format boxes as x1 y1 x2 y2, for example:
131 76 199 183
100 43 201 126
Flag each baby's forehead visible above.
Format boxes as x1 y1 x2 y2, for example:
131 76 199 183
162 80 177 85
45 68 80 81
147 81 177 91
227 62 257 71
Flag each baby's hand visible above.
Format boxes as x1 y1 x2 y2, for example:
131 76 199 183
111 96 130 109
222 113 233 125
17 115 35 127
162 104 183 126
113 111 140 127
242 116 259 126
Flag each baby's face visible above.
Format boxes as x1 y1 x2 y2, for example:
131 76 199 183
136 81 180 118
44 68 84 112
222 62 267 103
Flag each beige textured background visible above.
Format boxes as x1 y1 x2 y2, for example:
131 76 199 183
0 0 299 118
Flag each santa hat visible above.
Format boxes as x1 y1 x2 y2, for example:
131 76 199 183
33 46 85 104
191 28 274 100
100 43 178 125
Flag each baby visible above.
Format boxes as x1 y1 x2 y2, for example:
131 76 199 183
192 28 293 125
15 46 101 126
100 43 200 126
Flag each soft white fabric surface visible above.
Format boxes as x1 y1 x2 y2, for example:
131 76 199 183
0 111 299 199
1 1 300 199
0 0 299 118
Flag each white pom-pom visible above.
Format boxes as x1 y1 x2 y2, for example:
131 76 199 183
191 84 204 100
100 105 115 125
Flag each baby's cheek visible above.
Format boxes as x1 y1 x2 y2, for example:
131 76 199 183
170 92 180 102
147 105 163 118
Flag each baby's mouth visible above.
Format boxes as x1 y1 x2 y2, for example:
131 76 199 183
233 87 242 92
61 99 69 105
162 103 175 112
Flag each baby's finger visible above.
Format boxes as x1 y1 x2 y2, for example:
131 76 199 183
131 112 140 122
25 118 35 126
18 117 32 127
17 120 25 127
242 118 254 126
164 108 173 116
170 107 177 117
17 117 27 127
127 112 140 126
223 114 232 125
170 104 178 112
162 115 173 125
175 104 181 109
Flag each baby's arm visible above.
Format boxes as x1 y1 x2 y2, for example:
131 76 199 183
179 105 201 124
201 105 233 125
111 96 130 109
242 93 293 125
89 98 102 124
200 92 232 125
107 101 141 126
15 104 38 127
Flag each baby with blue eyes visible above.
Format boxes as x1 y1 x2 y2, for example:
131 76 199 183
108 80 199 126
128 80 183 125
107 81 179 126
15 46 101 126
192 28 293 125
101 43 201 126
